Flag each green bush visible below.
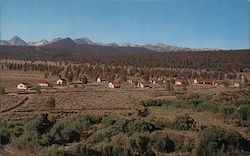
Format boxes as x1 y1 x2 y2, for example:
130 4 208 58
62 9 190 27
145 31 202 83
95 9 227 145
141 99 163 107
238 105 250 121
112 144 125 156
46 97 56 109
0 86 5 94
126 133 156 156
40 145 69 156
112 118 128 133
127 119 156 133
150 132 175 153
70 143 100 156
12 130 41 149
11 114 55 149
24 114 55 135
171 114 197 130
101 115 117 127
197 126 248 156
42 121 81 145
88 127 113 143
0 122 10 146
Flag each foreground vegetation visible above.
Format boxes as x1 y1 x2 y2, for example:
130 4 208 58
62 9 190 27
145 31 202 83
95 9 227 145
1 99 250 156
142 90 250 128
1 89 250 156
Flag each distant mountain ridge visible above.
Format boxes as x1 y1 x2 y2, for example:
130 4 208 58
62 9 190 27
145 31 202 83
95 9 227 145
0 35 221 52
1 36 29 46
45 37 77 47
74 38 93 45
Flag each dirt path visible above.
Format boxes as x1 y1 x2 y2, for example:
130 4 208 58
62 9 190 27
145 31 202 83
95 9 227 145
2 145 33 156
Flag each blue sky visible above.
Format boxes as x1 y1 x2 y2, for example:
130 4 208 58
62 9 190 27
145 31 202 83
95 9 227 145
0 0 249 49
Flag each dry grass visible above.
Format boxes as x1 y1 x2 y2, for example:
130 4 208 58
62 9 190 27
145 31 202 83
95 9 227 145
1 69 249 140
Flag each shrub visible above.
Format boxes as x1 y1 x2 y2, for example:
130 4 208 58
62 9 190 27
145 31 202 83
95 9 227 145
112 144 125 156
237 105 250 121
127 119 156 133
46 97 56 109
11 114 55 149
60 114 101 132
43 121 81 145
88 127 113 143
126 133 156 156
112 118 128 132
70 143 101 156
150 132 175 153
40 145 69 156
0 86 5 94
101 115 117 127
141 99 163 107
24 114 55 135
197 126 247 156
12 130 40 149
0 122 10 146
171 114 197 130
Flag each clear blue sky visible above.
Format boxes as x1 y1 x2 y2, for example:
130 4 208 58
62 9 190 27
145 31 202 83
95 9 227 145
0 0 249 49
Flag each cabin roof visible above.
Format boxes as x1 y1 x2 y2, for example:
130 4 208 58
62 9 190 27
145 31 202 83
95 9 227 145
38 79 49 84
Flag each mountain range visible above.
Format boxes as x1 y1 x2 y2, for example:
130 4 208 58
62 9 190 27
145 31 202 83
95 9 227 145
0 36 221 52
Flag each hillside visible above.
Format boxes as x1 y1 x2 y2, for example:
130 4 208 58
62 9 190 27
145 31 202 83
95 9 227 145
0 45 249 72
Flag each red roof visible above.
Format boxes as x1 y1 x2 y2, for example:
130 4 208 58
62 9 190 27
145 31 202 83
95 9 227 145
175 79 182 83
111 81 121 86
38 79 49 84
196 77 215 84
141 82 150 86
150 78 162 84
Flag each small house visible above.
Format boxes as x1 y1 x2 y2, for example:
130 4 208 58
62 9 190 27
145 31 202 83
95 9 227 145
108 81 121 88
17 83 32 90
137 82 150 88
229 83 240 88
127 77 137 84
194 77 216 85
38 79 50 87
56 78 66 85
77 79 84 84
97 76 107 83
175 79 182 85
152 79 162 85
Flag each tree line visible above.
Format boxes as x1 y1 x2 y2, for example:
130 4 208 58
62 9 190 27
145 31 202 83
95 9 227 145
0 46 249 73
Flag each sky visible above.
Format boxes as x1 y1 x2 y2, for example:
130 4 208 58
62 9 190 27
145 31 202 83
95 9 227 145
0 0 249 49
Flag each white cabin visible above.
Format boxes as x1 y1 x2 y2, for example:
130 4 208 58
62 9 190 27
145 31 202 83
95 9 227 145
108 82 121 88
97 77 107 83
17 83 31 90
57 79 66 85
137 82 150 88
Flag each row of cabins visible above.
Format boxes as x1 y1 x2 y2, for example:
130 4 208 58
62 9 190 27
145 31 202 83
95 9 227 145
96 76 151 88
96 76 220 89
17 80 50 90
102 76 240 88
108 81 150 88
17 79 67 90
